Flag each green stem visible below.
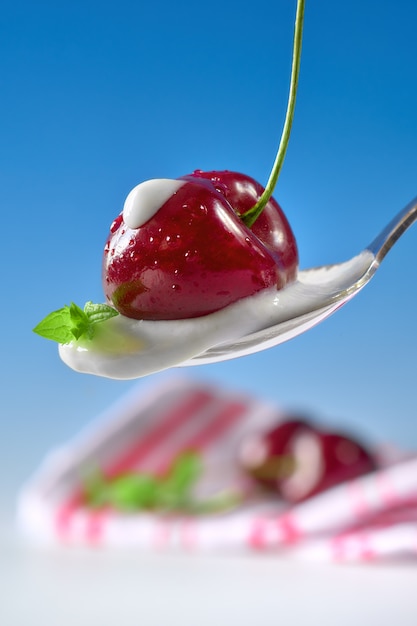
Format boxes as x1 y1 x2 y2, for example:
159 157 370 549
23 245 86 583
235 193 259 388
242 0 305 228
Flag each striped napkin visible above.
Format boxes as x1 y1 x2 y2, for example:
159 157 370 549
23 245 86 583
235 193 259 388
18 377 417 562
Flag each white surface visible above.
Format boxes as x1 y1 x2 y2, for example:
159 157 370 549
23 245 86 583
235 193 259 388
1 516 416 626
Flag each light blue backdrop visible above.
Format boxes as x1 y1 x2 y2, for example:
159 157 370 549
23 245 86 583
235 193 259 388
1 0 416 507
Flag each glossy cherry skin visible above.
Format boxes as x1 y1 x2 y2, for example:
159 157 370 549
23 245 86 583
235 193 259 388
103 171 298 320
183 170 298 279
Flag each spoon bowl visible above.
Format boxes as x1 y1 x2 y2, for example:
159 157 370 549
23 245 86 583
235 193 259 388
183 196 417 366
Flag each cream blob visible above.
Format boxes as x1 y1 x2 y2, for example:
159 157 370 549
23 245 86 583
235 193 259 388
122 178 185 229
59 251 374 380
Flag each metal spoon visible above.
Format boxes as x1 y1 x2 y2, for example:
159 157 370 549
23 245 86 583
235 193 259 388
184 196 417 366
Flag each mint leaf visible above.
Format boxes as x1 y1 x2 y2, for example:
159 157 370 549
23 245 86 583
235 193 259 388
106 474 159 511
166 451 202 493
85 470 159 511
82 452 202 513
68 302 90 340
84 301 119 325
33 307 76 344
33 301 119 344
156 451 202 510
82 452 242 516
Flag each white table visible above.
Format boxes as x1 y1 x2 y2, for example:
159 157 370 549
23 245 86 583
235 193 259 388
1 513 416 626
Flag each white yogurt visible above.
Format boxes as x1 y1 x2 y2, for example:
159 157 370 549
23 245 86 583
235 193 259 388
123 179 185 228
59 251 374 380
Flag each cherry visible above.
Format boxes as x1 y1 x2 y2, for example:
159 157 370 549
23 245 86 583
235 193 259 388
35 2 306 344
239 418 310 488
102 171 298 320
183 170 298 278
319 432 376 492
102 0 305 322
239 418 377 503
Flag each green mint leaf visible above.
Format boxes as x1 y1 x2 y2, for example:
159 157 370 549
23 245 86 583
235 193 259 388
106 474 159 511
68 302 90 340
33 301 119 344
81 453 243 515
155 451 202 510
84 470 159 511
166 451 202 494
84 301 119 326
33 306 77 344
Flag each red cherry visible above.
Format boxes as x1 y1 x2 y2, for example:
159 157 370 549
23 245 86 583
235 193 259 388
239 418 312 489
293 431 377 500
240 420 377 503
182 170 298 280
102 171 298 320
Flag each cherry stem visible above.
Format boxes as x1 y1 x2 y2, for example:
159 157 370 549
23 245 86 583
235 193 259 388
242 0 305 228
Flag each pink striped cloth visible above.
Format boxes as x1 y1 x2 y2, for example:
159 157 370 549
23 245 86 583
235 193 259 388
18 377 417 563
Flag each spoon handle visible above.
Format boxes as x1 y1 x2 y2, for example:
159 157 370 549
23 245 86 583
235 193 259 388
368 196 417 264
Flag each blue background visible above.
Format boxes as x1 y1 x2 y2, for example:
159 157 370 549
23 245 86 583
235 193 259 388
1 0 416 510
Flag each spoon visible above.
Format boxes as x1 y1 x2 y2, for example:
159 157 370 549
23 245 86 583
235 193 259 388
60 195 417 380
184 196 417 366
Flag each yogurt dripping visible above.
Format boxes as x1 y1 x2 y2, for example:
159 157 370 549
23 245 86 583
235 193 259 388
59 250 373 380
